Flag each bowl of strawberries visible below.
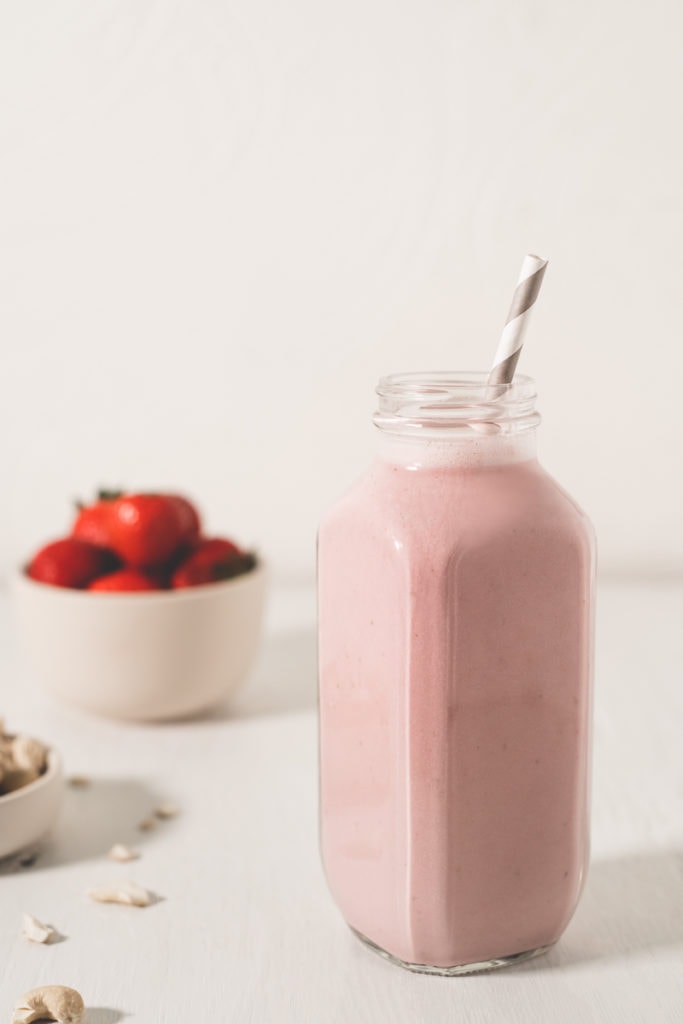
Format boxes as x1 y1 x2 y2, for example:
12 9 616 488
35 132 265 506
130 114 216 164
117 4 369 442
14 490 266 722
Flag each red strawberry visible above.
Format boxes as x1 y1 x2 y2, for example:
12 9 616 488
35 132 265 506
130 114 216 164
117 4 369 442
166 495 201 548
88 569 160 592
27 538 118 589
72 490 122 548
72 500 114 548
108 494 186 568
171 538 254 589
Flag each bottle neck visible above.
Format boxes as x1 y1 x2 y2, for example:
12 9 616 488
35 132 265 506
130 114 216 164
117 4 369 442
376 430 537 469
373 371 540 468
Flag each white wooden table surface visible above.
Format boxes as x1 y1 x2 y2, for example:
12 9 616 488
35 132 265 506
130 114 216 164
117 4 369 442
0 580 682 1023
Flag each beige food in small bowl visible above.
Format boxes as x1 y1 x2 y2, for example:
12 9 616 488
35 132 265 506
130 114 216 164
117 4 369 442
14 562 267 722
0 727 64 860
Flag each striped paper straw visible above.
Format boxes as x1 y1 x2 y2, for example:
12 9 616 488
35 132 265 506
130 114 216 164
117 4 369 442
488 254 548 386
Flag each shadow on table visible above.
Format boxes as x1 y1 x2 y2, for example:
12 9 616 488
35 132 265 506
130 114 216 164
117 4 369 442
86 1010 127 1024
0 777 168 875
216 626 318 720
514 848 683 971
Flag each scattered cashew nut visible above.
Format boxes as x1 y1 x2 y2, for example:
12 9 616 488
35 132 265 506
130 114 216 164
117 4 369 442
88 880 153 907
22 912 57 944
67 775 91 789
108 843 140 862
12 984 84 1024
155 802 180 820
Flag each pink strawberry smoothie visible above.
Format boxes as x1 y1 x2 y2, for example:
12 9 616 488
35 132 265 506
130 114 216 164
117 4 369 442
318 429 595 970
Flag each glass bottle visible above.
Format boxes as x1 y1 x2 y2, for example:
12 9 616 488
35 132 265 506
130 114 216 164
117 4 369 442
318 372 596 974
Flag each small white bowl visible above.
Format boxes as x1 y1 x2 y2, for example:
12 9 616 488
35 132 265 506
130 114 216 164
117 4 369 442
0 749 64 860
14 563 267 722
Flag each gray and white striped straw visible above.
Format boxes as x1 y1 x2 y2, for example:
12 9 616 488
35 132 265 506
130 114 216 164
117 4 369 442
488 254 548 387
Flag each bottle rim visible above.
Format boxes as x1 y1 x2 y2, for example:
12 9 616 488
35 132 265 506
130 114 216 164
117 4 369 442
374 371 540 436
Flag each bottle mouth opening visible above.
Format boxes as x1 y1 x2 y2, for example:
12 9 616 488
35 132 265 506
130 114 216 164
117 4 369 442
374 371 540 436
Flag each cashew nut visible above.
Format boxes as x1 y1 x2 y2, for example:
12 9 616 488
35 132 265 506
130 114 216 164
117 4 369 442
12 985 84 1024
1 767 40 793
11 735 48 774
0 723 49 797
88 880 153 906
108 843 140 862
0 747 13 784
0 731 14 776
21 912 57 944
155 802 180 820
67 775 91 788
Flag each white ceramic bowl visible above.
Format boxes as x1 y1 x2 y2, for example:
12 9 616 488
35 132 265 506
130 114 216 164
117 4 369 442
0 749 64 860
14 564 267 722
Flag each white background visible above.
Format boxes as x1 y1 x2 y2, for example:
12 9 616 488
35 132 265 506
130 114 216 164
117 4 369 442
2 0 682 581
